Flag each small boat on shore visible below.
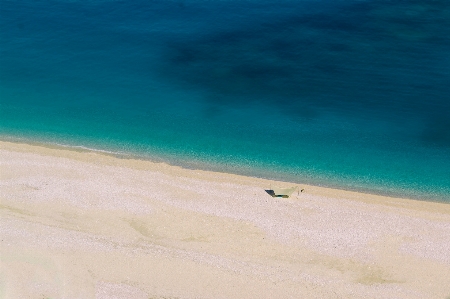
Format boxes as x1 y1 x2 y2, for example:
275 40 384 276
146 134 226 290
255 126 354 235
268 186 299 198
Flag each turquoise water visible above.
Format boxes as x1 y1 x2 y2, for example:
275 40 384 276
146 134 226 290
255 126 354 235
1 0 449 201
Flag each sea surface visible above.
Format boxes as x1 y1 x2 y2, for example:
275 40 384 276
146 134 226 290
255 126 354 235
1 0 449 201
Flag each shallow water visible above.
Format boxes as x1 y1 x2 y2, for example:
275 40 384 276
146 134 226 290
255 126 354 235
1 0 449 201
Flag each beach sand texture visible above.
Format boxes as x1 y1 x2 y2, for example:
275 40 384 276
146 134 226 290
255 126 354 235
1 141 450 299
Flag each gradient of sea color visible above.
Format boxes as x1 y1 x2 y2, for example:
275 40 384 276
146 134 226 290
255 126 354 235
1 0 450 201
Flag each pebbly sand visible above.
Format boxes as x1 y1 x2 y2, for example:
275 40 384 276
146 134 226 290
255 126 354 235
1 140 449 299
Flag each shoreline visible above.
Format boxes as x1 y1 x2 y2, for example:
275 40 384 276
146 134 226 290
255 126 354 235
1 135 448 204
1 140 450 298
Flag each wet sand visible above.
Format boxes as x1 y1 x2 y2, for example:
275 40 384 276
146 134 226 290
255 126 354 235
1 140 449 299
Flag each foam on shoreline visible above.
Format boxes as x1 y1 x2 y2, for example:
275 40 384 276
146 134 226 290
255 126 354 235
2 135 449 204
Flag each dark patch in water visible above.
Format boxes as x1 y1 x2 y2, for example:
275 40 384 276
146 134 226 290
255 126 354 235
160 0 450 145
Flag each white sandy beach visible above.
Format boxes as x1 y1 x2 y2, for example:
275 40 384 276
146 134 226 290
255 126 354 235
1 140 449 299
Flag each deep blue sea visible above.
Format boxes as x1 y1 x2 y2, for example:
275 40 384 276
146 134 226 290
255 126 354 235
1 0 449 201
